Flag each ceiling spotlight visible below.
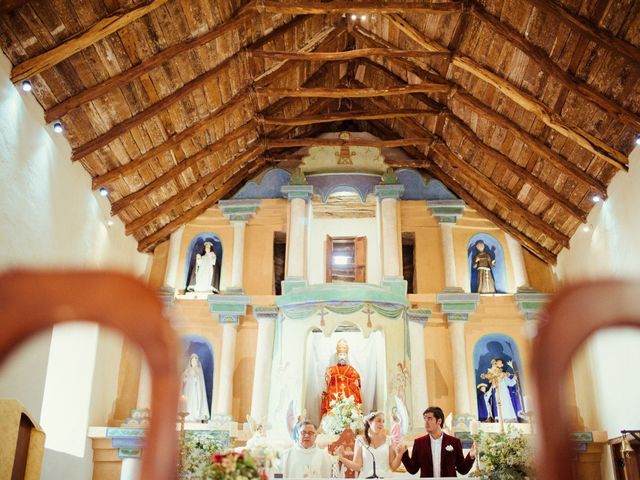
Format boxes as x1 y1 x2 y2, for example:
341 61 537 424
582 224 592 233
21 80 32 92
361 14 367 21
53 122 63 133
636 137 640 146
106 219 114 227
592 194 601 203
99 187 109 197
351 14 357 20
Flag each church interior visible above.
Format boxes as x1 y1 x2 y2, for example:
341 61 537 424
1 1 640 479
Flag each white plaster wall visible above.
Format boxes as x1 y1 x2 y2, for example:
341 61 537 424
0 53 150 479
307 213 381 285
556 147 640 476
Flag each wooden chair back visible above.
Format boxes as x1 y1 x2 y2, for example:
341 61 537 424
0 270 180 480
533 279 640 479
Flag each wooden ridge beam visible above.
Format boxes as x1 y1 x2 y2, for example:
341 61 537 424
125 143 264 235
92 87 252 188
257 1 463 14
360 93 571 246
0 0 28 14
470 2 640 130
251 48 451 61
364 119 558 264
385 13 629 171
111 121 258 215
351 26 608 197
256 84 448 98
257 108 441 126
526 0 640 70
45 2 259 122
137 158 267 252
264 137 433 148
11 0 171 83
73 15 329 161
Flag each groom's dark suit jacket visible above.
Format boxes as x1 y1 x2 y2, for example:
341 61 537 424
401 432 474 477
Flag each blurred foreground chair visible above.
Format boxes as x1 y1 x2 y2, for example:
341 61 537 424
533 279 640 479
0 270 180 480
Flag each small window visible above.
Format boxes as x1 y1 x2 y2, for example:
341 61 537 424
402 232 416 294
273 232 286 295
325 235 366 283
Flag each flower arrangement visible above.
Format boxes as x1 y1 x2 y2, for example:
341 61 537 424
472 428 535 480
179 434 226 479
320 395 364 434
207 452 261 480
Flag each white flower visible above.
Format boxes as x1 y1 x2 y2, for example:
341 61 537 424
445 445 454 452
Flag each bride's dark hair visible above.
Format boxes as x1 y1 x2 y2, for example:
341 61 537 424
364 411 383 445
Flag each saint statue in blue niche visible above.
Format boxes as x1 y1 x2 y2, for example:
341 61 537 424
470 239 497 293
474 340 525 423
186 236 222 293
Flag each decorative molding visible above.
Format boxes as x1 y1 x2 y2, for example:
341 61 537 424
374 183 405 200
381 275 408 297
218 199 260 223
436 291 480 318
514 286 550 321
208 295 252 324
281 184 315 201
253 305 279 321
407 308 432 324
281 277 308 295
427 199 466 224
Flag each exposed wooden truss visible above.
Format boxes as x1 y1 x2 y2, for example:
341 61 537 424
257 108 441 126
251 48 450 61
256 84 449 98
256 1 464 15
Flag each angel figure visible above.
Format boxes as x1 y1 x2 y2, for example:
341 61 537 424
246 414 268 448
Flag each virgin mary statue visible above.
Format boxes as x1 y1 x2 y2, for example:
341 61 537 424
182 353 210 422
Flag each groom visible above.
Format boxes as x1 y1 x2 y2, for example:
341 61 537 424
399 406 476 477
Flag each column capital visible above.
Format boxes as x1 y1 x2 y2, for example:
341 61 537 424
407 308 432 324
374 183 404 200
253 305 279 322
218 199 260 222
515 286 550 321
208 294 251 324
436 291 480 317
281 184 314 201
156 287 176 306
427 199 466 223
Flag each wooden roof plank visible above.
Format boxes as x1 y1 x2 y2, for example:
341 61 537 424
257 1 464 15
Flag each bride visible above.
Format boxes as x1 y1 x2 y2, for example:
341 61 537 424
336 411 404 478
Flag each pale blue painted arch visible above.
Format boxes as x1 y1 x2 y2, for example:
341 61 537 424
181 335 215 416
184 232 223 292
467 232 507 293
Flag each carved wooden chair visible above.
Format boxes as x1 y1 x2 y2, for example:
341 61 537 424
532 279 640 479
0 270 180 480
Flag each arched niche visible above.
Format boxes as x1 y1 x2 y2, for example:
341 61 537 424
184 233 223 293
467 233 507 293
181 335 215 416
473 334 525 422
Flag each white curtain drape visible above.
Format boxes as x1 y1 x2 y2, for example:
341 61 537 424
304 329 386 425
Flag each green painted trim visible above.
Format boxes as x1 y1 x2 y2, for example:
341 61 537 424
441 303 478 313
118 448 142 459
571 432 594 443
107 427 146 438
277 282 409 307
374 184 404 199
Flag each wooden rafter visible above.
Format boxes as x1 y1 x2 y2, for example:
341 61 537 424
45 2 259 122
73 16 336 162
264 137 433 148
0 0 28 14
358 92 571 246
137 158 267 252
251 48 450 61
470 2 640 130
385 13 629 171
111 121 258 215
11 0 171 83
352 59 591 223
526 0 640 69
351 26 608 197
364 120 558 264
256 84 448 98
124 143 264 235
257 1 464 14
257 108 441 126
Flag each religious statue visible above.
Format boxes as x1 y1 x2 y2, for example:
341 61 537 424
472 240 496 293
182 353 210 422
478 358 522 427
321 339 362 417
187 241 218 293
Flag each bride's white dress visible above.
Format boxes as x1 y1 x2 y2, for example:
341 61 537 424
357 436 391 478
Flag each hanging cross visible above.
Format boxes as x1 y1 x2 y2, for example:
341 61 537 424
362 303 374 328
318 304 327 327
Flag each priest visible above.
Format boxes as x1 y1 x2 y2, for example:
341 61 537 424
321 339 362 416
279 421 335 478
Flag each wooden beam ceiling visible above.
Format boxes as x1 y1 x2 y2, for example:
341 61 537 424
251 48 450 61
256 1 464 15
385 13 629 171
256 84 449 98
11 0 172 83
257 108 441 126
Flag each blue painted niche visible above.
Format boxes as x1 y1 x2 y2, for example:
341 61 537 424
182 336 215 415
467 233 507 293
184 233 223 292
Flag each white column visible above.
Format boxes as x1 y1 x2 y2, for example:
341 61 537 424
380 197 401 277
287 197 307 278
409 321 429 426
448 319 471 414
163 226 184 289
120 458 141 480
250 315 276 420
439 222 459 289
136 357 151 410
216 323 238 414
506 234 529 290
230 221 246 290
